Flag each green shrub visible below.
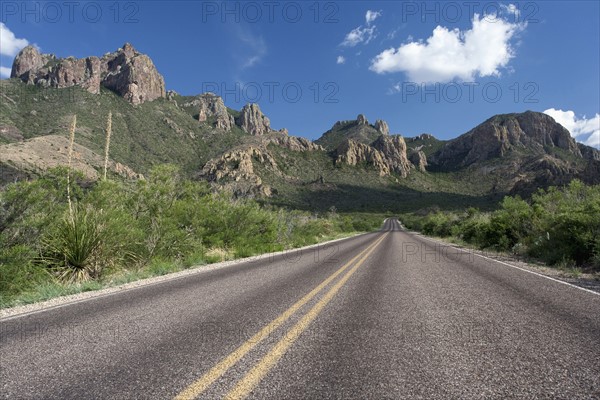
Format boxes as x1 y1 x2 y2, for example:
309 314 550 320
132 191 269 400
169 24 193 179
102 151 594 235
406 180 600 270
0 163 391 306
422 212 457 237
0 245 48 304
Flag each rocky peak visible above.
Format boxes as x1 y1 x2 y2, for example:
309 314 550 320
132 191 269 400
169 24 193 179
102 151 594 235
121 43 136 58
357 114 368 125
11 43 165 105
374 119 390 135
237 103 273 135
101 43 166 104
431 111 582 169
10 46 53 80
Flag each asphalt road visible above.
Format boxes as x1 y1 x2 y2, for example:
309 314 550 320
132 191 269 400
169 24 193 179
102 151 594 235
2 219 599 399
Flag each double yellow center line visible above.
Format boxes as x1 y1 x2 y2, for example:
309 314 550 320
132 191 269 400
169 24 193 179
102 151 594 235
174 233 388 400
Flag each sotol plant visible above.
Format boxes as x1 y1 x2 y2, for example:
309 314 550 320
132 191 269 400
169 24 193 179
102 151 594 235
43 205 106 283
66 114 76 217
103 112 112 180
41 114 108 283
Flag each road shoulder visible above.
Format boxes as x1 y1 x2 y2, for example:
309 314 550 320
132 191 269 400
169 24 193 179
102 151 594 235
406 230 600 295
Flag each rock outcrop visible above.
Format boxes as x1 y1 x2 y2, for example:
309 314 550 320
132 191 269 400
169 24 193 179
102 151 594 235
199 145 277 197
185 93 234 130
374 119 390 135
198 131 322 197
268 135 323 152
335 139 390 176
11 43 165 105
409 150 428 172
372 135 412 177
236 103 273 135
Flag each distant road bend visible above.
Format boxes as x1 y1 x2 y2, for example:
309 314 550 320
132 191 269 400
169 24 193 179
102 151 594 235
1 219 599 399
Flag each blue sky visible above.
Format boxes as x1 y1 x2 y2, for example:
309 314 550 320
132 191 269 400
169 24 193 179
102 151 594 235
1 1 599 147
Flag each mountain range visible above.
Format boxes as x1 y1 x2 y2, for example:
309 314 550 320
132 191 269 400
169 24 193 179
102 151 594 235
2 43 599 212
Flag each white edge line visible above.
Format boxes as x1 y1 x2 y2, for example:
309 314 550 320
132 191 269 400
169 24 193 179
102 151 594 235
411 232 600 297
1 231 378 321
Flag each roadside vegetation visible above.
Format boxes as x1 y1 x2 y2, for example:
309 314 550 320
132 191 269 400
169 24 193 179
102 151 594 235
0 165 384 308
401 180 600 273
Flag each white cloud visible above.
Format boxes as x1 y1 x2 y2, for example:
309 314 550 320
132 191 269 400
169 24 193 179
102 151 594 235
237 30 266 70
369 13 525 83
336 56 346 65
501 3 521 19
0 23 30 57
365 10 382 25
341 26 377 47
543 108 600 148
340 10 381 47
0 66 11 78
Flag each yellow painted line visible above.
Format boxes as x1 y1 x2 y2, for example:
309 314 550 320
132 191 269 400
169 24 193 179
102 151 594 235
224 233 387 400
174 233 387 400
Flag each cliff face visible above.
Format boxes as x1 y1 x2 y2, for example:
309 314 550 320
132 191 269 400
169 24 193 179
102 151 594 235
372 135 412 177
11 43 165 105
334 136 414 177
335 139 391 176
409 150 428 172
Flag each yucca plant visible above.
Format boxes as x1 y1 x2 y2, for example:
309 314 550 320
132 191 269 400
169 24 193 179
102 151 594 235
103 112 112 180
42 205 106 283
